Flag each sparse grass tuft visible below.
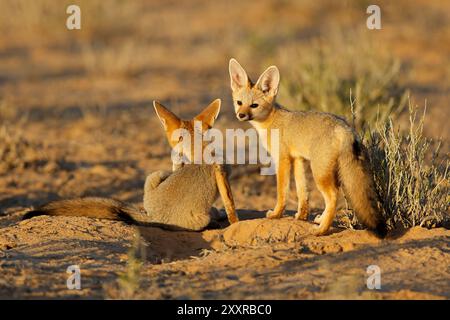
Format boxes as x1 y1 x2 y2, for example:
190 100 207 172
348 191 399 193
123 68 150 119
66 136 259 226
81 40 147 77
0 98 47 174
116 231 145 298
365 101 449 229
278 31 408 131
0 0 62 41
0 124 44 175
0 0 142 44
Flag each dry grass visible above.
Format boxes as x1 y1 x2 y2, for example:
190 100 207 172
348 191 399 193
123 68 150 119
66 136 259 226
0 1 61 39
0 125 26 174
365 101 449 229
115 231 145 298
277 31 408 131
0 99 46 175
0 124 45 175
0 1 151 77
81 40 148 77
0 0 142 42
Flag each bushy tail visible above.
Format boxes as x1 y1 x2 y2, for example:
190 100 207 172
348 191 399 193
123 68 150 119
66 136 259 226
22 197 187 231
338 140 387 238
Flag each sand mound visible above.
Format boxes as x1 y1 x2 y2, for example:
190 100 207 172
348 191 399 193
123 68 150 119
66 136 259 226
222 217 312 246
219 217 386 254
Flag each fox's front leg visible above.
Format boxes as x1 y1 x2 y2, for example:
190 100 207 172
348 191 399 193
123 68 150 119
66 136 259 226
214 165 238 224
267 156 291 219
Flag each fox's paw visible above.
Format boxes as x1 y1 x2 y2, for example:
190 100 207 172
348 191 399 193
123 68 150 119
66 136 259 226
294 208 309 221
228 216 239 224
266 209 283 219
313 214 323 225
312 225 330 236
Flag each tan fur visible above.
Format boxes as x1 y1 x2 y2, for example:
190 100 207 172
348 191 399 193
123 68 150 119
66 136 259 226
228 58 386 237
23 100 238 231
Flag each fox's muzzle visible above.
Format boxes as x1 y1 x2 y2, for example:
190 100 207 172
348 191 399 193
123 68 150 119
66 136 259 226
236 113 252 121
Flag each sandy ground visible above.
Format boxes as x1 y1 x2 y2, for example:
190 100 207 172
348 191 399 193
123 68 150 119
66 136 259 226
1 212 449 299
0 0 449 299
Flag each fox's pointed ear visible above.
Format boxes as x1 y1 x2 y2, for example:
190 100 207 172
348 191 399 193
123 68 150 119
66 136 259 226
153 101 181 130
229 58 249 91
195 99 221 127
255 66 280 96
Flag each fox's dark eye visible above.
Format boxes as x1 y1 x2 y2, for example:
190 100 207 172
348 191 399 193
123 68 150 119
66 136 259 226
250 103 259 108
236 100 242 106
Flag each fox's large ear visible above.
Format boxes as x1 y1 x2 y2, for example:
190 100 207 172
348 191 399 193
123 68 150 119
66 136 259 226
153 101 181 130
255 66 280 96
195 99 221 128
229 58 249 91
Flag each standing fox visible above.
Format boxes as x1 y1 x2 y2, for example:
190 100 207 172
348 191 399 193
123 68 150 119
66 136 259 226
228 58 387 237
23 99 238 231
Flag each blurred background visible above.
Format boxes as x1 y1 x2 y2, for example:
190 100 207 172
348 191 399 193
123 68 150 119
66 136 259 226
0 0 448 216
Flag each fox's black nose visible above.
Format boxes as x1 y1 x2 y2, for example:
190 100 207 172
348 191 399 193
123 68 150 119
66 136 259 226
238 113 246 119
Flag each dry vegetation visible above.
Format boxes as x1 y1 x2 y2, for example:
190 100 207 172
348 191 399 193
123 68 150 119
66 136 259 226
366 103 449 229
113 231 145 299
0 0 449 299
277 31 408 131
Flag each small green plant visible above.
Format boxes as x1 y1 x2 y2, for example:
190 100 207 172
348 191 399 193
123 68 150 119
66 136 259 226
365 101 449 229
117 231 145 298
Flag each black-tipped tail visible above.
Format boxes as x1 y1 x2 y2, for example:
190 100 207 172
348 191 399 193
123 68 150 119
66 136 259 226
338 138 388 238
375 221 388 238
21 197 138 221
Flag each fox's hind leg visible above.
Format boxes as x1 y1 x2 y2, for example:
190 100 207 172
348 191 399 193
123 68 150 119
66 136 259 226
293 157 309 220
311 162 339 236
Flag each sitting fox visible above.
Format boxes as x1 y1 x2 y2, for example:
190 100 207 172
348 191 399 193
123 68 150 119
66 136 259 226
228 58 387 237
23 99 238 231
